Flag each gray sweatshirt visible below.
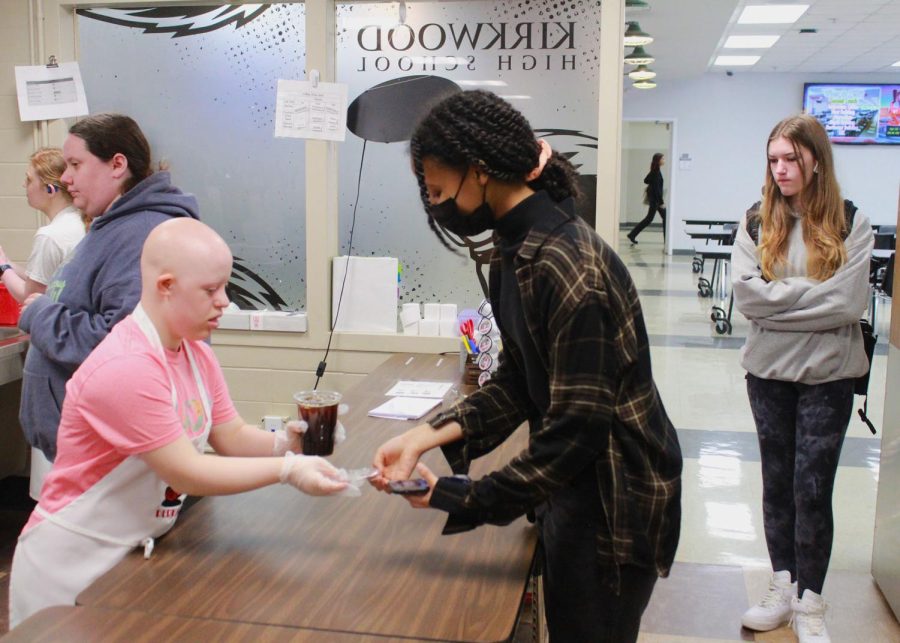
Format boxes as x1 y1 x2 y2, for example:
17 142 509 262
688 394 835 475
18 172 200 460
731 209 874 384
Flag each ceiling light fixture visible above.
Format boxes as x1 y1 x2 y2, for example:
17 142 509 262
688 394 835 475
628 65 656 81
624 21 653 47
714 55 761 66
738 4 809 25
892 60 900 67
724 35 780 49
624 46 655 65
633 80 657 89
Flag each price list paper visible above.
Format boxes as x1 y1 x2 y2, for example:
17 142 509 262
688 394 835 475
274 79 347 141
15 62 89 122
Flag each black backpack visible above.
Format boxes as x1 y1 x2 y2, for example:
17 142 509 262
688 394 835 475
745 200 877 434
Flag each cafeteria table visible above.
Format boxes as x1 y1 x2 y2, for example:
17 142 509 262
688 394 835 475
77 353 537 643
682 220 737 272
684 225 735 276
2 606 433 643
693 246 734 335
684 225 735 291
869 249 895 327
681 218 738 227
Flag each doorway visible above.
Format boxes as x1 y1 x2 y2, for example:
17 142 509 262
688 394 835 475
622 120 675 253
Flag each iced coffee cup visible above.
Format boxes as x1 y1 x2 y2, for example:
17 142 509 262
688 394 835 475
293 390 342 456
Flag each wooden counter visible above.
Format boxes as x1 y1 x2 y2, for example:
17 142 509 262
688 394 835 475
2 606 435 642
77 354 536 643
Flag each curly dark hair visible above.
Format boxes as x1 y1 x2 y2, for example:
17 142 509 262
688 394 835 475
410 90 581 250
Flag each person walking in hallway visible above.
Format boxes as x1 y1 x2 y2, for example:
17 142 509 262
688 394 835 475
628 152 666 245
731 114 873 643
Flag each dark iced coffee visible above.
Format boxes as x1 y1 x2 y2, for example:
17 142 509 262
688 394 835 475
293 390 342 456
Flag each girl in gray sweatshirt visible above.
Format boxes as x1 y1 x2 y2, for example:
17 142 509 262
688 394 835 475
731 114 874 643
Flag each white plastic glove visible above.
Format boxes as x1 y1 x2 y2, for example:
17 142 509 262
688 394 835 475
330 467 378 498
272 420 307 456
279 452 349 496
335 403 349 443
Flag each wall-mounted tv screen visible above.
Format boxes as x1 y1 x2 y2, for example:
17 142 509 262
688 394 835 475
803 83 900 145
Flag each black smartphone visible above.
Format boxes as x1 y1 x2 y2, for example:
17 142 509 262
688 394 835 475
388 479 430 495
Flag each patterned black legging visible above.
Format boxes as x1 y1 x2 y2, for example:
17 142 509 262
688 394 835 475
746 374 854 596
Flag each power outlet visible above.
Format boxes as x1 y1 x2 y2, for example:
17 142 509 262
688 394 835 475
262 415 286 432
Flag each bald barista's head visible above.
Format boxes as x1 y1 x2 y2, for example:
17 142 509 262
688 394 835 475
140 218 232 349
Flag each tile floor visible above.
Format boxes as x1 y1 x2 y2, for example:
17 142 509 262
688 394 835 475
1 227 898 641
623 229 899 642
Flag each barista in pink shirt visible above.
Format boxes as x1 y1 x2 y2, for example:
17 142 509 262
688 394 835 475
10 218 348 627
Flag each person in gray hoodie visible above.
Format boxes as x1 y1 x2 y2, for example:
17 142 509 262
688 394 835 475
731 114 874 643
18 113 200 462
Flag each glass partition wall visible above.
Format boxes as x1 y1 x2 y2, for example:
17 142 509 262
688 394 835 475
77 4 309 310
335 1 602 308
76 1 603 317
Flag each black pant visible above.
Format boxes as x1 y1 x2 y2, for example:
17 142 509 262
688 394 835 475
746 374 854 596
629 204 667 241
539 468 658 642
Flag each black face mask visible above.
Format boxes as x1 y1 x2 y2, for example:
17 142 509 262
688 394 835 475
426 170 495 237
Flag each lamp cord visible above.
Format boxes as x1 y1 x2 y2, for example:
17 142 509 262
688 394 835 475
314 138 367 390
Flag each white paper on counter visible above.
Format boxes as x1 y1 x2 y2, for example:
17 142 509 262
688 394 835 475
368 396 441 420
15 62 89 121
274 79 347 141
385 380 453 399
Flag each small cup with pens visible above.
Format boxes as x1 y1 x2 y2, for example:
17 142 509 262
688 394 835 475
459 300 502 388
459 318 480 385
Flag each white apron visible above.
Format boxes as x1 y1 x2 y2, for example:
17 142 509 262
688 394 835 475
9 304 212 628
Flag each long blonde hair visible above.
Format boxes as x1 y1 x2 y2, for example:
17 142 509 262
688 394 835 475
758 114 847 281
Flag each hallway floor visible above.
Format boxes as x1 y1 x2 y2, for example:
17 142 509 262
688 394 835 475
623 229 898 642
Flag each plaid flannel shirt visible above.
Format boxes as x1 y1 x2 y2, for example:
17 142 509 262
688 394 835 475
429 193 682 577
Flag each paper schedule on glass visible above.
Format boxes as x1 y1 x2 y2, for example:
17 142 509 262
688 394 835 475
274 79 347 141
15 62 89 121
385 381 453 399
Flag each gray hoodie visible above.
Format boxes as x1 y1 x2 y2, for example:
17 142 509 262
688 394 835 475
18 171 200 460
731 208 874 384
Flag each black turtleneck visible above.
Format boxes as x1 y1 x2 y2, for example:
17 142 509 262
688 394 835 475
493 191 552 414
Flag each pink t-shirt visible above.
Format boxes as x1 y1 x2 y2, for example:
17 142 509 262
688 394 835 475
26 316 237 531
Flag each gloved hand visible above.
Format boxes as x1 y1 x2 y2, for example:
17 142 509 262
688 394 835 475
272 404 350 456
272 420 307 456
334 403 349 443
279 452 349 496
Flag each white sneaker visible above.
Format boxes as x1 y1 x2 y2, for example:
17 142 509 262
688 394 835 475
792 590 831 643
741 570 796 631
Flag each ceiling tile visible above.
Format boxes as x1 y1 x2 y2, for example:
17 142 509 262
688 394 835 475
652 0 900 78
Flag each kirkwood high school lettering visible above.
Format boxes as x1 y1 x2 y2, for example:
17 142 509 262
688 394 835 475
355 21 578 73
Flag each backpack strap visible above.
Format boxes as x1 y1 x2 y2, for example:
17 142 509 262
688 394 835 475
745 201 762 244
843 199 857 236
